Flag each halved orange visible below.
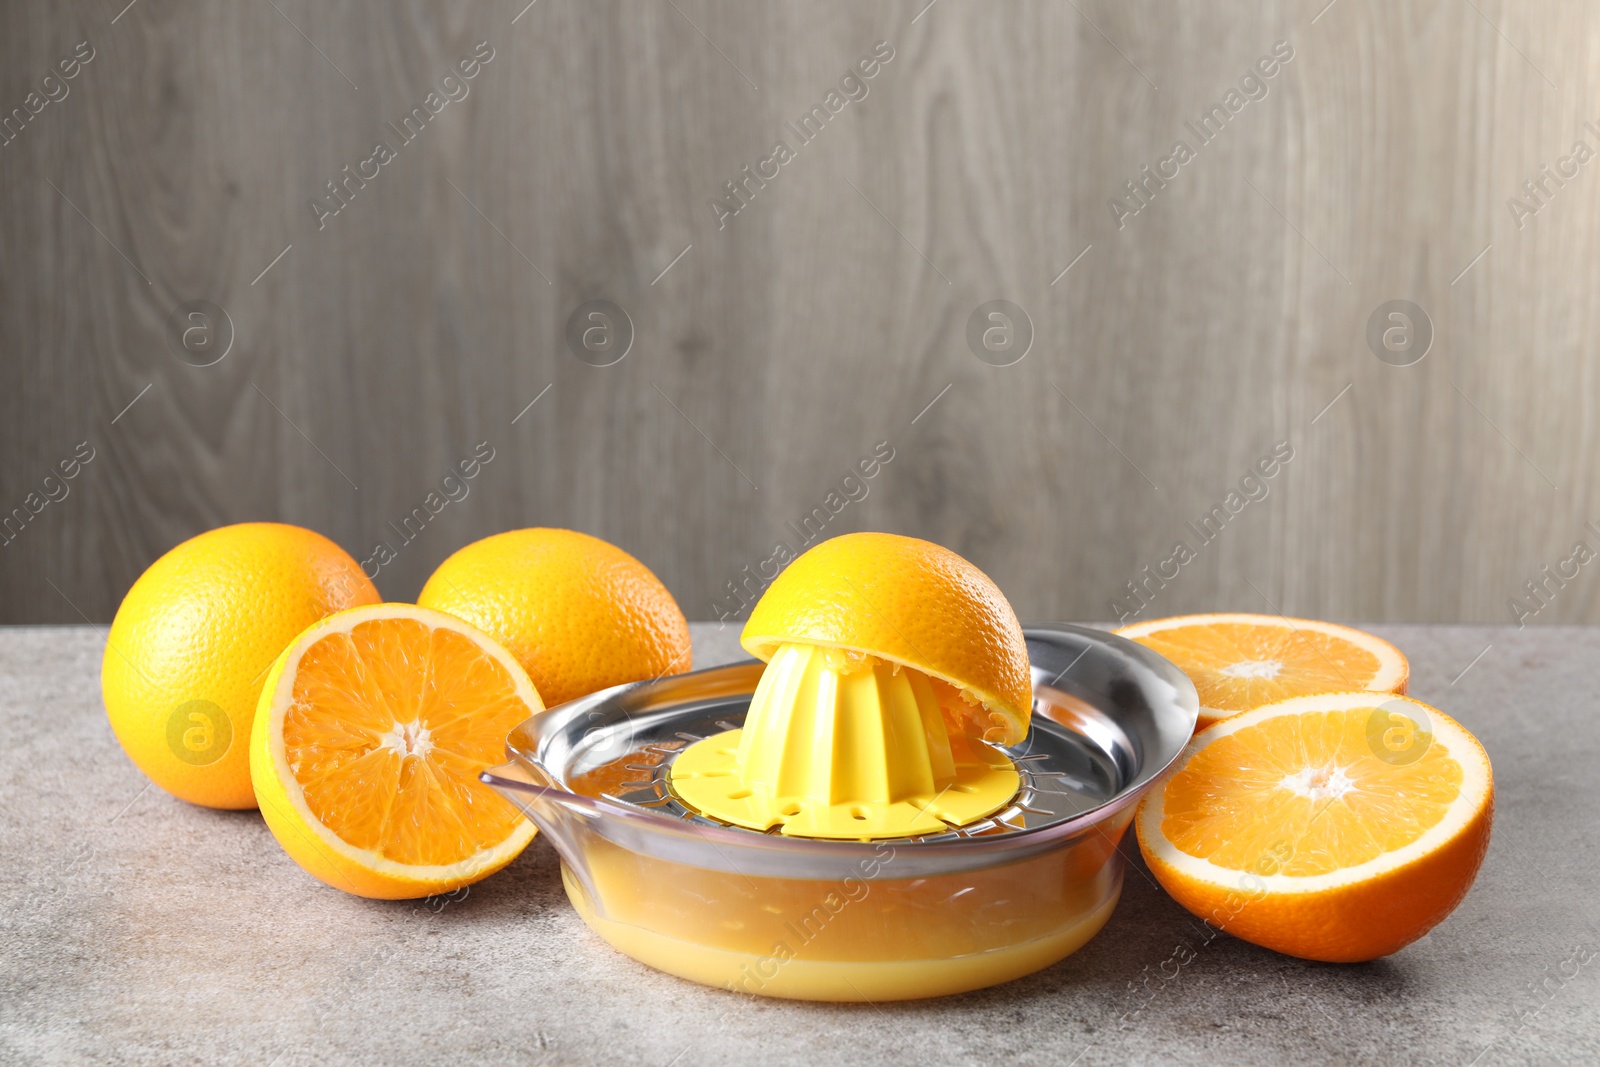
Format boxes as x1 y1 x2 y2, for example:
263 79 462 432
1115 613 1408 730
249 603 544 899
1135 692 1493 962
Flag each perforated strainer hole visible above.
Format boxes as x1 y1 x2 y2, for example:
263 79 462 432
780 801 802 816
726 788 752 800
850 806 869 821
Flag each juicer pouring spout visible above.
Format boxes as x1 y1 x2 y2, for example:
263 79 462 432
480 764 605 903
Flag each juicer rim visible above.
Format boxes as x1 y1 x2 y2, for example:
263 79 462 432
486 623 1199 862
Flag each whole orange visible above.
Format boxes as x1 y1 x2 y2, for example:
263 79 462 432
417 528 690 707
102 523 380 809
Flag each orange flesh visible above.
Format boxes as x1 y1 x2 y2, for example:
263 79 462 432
1159 708 1463 876
282 617 530 866
1133 624 1384 712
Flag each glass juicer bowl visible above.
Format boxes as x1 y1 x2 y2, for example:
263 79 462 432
483 624 1198 1001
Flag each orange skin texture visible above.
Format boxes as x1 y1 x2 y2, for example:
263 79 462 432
417 528 690 707
102 523 380 809
740 532 1032 745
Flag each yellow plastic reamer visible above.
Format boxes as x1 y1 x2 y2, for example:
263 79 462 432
669 643 1022 839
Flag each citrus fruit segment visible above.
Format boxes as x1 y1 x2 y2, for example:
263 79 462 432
103 522 380 809
1135 692 1493 962
417 528 690 707
740 532 1032 746
250 603 543 899
1114 613 1408 730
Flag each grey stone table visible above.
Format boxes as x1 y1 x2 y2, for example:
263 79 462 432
2 624 1596 1066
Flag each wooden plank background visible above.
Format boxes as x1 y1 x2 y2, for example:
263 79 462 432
2 0 1597 626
